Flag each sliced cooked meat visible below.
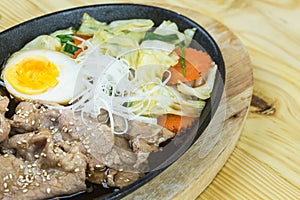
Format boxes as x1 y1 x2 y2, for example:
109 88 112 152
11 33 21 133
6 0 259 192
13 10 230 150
0 96 10 142
10 101 85 141
10 101 60 133
0 115 10 143
7 129 49 161
108 169 141 188
1 99 179 197
88 128 137 172
57 109 81 141
0 154 86 200
111 114 127 133
88 124 115 155
126 120 175 153
87 163 142 188
1 128 87 200
0 96 9 113
0 154 24 200
87 135 147 187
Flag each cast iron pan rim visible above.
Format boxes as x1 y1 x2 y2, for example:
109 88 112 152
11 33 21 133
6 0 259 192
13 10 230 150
0 3 225 200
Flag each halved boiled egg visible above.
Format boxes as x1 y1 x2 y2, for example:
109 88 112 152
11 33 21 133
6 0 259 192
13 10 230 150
1 49 81 104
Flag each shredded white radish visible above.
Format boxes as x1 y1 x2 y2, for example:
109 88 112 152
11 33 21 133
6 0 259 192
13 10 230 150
66 44 174 134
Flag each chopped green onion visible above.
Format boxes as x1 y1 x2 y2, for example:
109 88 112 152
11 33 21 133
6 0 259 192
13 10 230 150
176 42 186 77
181 46 186 77
63 43 80 55
144 32 179 42
56 34 74 43
123 102 133 107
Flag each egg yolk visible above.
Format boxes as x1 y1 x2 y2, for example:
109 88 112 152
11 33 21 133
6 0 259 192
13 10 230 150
5 55 59 95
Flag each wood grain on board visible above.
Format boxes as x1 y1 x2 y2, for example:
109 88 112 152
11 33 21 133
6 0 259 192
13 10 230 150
1 0 300 199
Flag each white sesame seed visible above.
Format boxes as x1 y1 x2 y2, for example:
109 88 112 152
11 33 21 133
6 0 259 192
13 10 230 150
4 189 9 193
31 120 35 125
8 174 13 179
35 183 40 187
47 188 51 194
95 165 101 168
3 182 8 188
3 154 8 158
43 171 48 177
0 129 3 133
46 138 51 143
34 154 40 159
19 179 26 183
3 176 8 181
50 118 56 122
62 127 68 133
23 189 28 193
74 168 80 172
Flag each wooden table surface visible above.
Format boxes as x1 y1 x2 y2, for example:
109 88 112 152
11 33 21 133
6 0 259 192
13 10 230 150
1 0 300 199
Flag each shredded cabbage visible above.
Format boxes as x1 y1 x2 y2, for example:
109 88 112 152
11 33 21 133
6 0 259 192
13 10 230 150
21 35 61 51
36 13 216 135
177 64 217 99
77 13 107 35
154 20 196 46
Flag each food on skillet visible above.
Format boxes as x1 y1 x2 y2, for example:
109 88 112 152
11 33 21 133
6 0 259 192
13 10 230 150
0 13 217 199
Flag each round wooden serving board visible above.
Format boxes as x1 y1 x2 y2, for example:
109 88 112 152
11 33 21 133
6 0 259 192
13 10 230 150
123 5 253 200
0 2 253 199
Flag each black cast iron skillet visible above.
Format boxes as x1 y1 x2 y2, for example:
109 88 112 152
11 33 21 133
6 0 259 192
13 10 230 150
0 4 225 200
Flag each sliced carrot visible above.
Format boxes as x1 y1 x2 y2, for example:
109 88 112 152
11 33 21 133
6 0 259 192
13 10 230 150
158 114 196 134
72 33 93 46
167 47 212 85
72 48 83 59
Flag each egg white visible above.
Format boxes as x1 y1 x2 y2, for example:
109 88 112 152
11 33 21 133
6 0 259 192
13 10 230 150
2 49 81 104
